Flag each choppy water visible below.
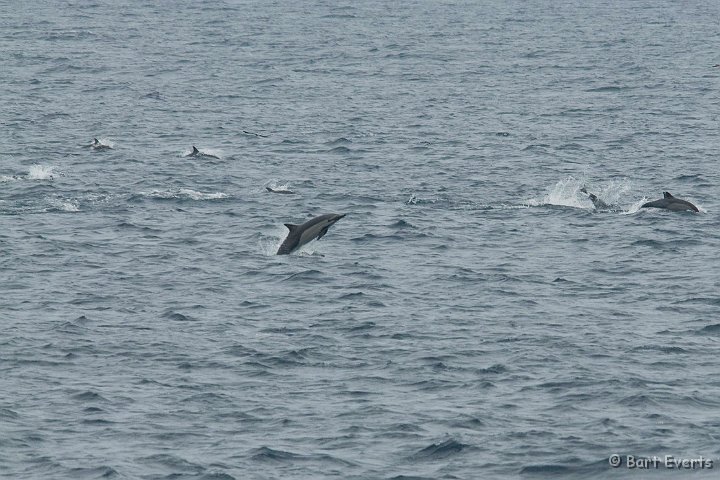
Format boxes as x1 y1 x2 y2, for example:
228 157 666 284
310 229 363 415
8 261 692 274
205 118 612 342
2 1 720 479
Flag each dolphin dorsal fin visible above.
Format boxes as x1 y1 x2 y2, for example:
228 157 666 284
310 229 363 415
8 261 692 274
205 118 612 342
192 146 199 154
284 223 299 231
663 191 674 198
93 138 99 144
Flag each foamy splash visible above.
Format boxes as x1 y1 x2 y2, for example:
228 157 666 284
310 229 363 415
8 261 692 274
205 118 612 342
261 224 321 257
527 176 587 208
527 176 634 210
260 226 287 256
50 199 80 212
92 138 114 149
27 165 57 180
265 181 293 193
141 189 229 201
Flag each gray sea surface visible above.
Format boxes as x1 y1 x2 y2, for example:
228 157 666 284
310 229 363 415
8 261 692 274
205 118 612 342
2 1 720 479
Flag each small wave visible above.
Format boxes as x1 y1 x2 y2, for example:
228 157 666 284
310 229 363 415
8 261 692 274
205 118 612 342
631 239 667 248
632 345 687 354
389 219 416 229
140 453 203 472
281 269 324 282
521 143 551 151
698 324 720 334
66 466 119 478
586 85 627 92
520 464 572 474
326 137 352 145
619 394 659 407
72 391 108 402
327 145 351 154
411 439 469 460
387 476 433 480
321 13 357 19
250 446 300 462
0 408 19 418
162 311 196 322
478 363 507 374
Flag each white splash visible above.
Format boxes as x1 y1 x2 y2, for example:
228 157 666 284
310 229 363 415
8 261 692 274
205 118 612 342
201 148 222 158
261 225 289 256
51 199 80 212
528 176 635 210
588 178 633 206
178 188 227 200
262 224 322 257
142 189 228 201
94 138 114 148
27 165 56 180
265 181 293 193
527 176 586 208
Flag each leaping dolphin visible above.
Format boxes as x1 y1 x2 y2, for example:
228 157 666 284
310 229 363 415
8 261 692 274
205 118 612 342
277 213 345 255
579 187 610 210
641 192 699 212
186 146 219 159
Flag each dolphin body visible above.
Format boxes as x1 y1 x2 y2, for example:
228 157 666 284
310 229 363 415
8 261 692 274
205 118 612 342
579 187 610 210
91 138 111 150
277 213 345 255
243 130 268 138
266 186 295 195
187 146 219 159
641 192 699 212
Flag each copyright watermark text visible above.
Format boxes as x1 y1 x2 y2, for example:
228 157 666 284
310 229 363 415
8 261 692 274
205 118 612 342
609 454 713 470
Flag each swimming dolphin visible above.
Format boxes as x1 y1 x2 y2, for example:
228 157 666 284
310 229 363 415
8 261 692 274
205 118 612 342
579 187 610 210
91 138 111 150
641 192 699 212
266 186 295 195
186 146 219 159
243 130 268 138
277 213 345 255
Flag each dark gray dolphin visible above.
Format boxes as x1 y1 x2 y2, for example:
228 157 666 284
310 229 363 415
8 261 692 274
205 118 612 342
186 146 219 159
641 192 699 212
579 187 609 210
91 138 111 150
243 130 268 138
277 213 345 255
266 186 295 194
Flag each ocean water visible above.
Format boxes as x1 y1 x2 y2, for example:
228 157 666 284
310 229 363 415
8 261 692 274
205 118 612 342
2 1 720 478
